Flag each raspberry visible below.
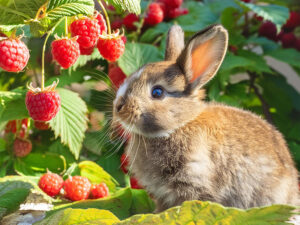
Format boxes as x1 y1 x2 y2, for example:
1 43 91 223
80 46 94 55
34 121 50 130
13 138 32 157
111 19 123 30
229 45 238 54
25 90 61 121
97 34 125 62
130 177 142 189
51 38 80 69
167 8 189 19
0 38 29 72
18 118 28 138
91 183 109 199
121 36 127 44
95 12 107 34
258 21 277 41
159 0 182 9
108 65 127 88
70 18 101 49
294 39 300 51
144 3 164 26
64 176 91 201
39 172 64 197
280 32 297 48
120 153 129 173
283 12 300 31
5 120 17 133
123 14 139 31
241 0 251 2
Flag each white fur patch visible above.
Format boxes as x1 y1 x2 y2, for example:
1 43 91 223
116 81 128 100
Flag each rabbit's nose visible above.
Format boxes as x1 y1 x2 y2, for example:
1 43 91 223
116 97 125 112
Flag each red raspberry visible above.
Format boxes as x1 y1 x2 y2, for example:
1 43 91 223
95 12 107 34
64 176 91 201
229 45 238 54
111 19 123 30
39 172 64 197
254 14 263 22
51 38 80 69
121 36 127 44
280 32 297 48
241 0 251 2
144 3 164 26
258 21 277 41
159 0 182 9
70 18 101 49
13 138 32 157
91 183 109 199
130 177 143 189
108 65 127 88
34 121 50 130
120 153 129 173
80 46 94 55
97 34 125 62
25 90 61 121
0 38 29 72
167 8 189 19
294 39 300 51
18 118 28 138
123 14 139 31
5 120 17 133
283 12 300 31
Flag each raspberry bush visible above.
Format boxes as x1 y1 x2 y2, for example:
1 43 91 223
0 0 299 224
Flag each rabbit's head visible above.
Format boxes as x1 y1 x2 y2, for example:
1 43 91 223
113 25 228 138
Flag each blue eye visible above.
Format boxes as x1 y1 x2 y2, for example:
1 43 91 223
151 86 164 99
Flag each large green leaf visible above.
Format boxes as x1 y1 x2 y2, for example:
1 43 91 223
78 161 118 192
220 53 254 72
36 208 120 225
267 48 300 70
237 1 289 31
49 88 88 160
0 176 53 220
106 0 141 14
119 201 296 225
50 188 133 220
14 152 67 176
118 43 163 76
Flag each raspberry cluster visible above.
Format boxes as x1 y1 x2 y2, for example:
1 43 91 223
38 173 110 201
258 11 300 51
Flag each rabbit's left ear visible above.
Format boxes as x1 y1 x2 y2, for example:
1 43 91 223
177 25 228 89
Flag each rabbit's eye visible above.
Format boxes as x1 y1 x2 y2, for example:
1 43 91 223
151 86 164 99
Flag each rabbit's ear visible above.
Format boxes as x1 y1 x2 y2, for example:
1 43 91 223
165 25 185 61
177 25 228 89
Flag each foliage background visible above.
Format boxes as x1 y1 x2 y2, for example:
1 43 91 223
0 0 299 224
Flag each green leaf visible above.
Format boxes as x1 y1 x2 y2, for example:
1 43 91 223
0 0 44 30
267 48 300 70
237 1 289 31
140 22 172 43
176 2 217 32
48 140 76 166
106 0 141 14
118 201 296 224
49 88 88 160
50 188 133 220
118 43 163 76
0 176 53 219
78 161 118 192
35 208 120 225
0 138 6 152
14 152 67 176
130 189 155 215
220 53 254 72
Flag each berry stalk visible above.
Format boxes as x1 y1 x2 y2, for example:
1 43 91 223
98 0 111 35
41 17 65 91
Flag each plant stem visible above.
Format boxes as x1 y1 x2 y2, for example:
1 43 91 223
65 16 68 37
98 0 111 34
41 17 65 91
248 72 273 124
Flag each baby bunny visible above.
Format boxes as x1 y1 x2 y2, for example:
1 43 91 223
112 24 299 212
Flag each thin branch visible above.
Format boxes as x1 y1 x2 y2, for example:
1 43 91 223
248 72 273 124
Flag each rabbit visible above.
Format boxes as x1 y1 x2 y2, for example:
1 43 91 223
112 24 299 212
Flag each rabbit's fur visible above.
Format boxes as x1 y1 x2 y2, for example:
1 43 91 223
112 25 299 212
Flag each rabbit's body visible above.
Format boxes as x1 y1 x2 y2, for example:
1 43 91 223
126 103 298 211
113 25 299 212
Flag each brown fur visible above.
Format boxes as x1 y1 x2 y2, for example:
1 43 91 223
112 25 299 212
